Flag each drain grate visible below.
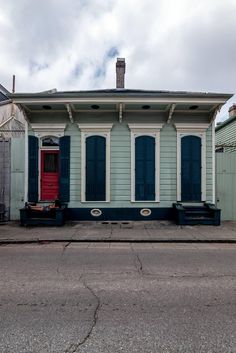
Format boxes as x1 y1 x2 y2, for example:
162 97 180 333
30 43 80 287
100 221 132 225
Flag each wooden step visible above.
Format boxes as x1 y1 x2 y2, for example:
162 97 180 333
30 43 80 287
172 203 221 226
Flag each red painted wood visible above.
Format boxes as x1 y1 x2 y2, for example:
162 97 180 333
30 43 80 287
41 150 59 200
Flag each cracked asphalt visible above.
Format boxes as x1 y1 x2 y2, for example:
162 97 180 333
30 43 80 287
0 242 236 353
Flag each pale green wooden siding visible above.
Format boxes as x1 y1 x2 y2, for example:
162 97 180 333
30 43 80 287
216 153 236 220
110 123 131 203
10 138 25 219
216 118 236 152
66 123 81 204
160 124 176 205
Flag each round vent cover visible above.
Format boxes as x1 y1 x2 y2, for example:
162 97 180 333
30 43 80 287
90 208 102 217
140 208 152 217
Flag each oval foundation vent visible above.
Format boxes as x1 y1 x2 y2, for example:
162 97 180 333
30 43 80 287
140 208 152 217
90 208 102 217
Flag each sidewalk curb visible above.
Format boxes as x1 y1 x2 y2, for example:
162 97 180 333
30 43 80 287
1 238 236 245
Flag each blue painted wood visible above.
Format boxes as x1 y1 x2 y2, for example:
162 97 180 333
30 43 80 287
86 136 106 201
68 207 173 221
173 203 221 225
20 206 67 226
181 135 201 202
135 136 155 201
28 136 38 202
59 136 70 202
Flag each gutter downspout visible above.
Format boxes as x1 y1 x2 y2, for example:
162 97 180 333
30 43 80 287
212 122 215 204
24 118 28 204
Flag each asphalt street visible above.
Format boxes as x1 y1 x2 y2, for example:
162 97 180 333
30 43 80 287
0 242 236 353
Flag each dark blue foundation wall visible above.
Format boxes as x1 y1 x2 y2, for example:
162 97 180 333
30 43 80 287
67 208 174 221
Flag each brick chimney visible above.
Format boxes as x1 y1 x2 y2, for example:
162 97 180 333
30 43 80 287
229 104 236 118
116 58 125 88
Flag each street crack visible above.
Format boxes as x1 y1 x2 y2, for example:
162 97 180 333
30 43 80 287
65 279 101 353
130 244 144 275
57 242 71 276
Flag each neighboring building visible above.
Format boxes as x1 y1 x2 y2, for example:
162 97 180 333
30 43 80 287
0 83 10 103
0 84 25 220
216 105 236 152
0 86 26 220
215 105 236 221
0 59 233 221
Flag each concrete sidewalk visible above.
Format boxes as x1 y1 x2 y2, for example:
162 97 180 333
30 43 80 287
1 220 236 243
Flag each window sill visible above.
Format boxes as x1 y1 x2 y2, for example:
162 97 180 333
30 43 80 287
131 200 160 203
81 200 110 203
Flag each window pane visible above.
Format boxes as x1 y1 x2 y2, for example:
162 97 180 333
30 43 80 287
42 137 59 146
44 153 58 172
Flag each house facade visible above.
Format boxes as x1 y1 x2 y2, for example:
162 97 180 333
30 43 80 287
216 105 236 152
1 59 232 221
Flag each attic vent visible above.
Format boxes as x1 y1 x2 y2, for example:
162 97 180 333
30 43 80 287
91 105 100 110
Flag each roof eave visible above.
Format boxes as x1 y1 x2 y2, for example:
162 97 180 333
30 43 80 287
0 99 13 107
10 96 233 106
216 115 236 131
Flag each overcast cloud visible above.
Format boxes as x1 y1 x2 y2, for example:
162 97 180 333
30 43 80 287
0 0 235 121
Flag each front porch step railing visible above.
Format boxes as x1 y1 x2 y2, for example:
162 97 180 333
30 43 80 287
173 203 221 226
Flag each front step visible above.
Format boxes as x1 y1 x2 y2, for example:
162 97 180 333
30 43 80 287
173 203 221 226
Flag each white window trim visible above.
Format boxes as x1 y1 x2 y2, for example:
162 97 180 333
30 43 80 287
175 123 209 202
128 124 163 203
78 124 113 203
31 123 66 138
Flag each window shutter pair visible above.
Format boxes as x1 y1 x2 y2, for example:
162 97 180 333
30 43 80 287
28 136 70 203
135 136 155 201
86 135 106 201
181 135 201 202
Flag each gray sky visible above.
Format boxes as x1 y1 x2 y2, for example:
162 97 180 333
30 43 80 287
0 0 235 122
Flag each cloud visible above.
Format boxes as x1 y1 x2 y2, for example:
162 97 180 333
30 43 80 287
0 0 235 120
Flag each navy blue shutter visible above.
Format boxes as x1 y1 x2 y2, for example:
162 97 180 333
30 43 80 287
135 136 155 201
181 135 201 202
28 135 39 202
59 136 70 202
86 136 106 201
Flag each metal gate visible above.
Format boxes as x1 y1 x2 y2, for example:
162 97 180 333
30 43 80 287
216 152 236 220
0 138 11 221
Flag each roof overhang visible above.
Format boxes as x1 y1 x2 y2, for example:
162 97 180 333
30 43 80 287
9 90 233 119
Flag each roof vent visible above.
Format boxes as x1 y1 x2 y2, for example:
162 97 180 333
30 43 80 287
116 58 125 89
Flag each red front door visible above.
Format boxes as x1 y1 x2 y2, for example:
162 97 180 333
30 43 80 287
41 150 59 200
